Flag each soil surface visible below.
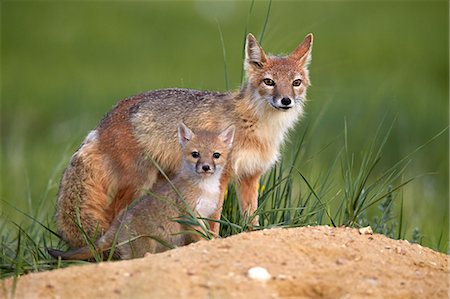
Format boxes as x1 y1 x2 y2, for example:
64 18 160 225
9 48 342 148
2 226 448 299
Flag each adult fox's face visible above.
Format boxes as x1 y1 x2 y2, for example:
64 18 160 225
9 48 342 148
244 33 313 112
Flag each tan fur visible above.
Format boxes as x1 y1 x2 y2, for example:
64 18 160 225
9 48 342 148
49 124 234 260
55 33 313 246
236 171 262 219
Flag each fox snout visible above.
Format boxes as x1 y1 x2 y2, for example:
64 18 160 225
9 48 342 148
197 162 214 175
271 96 294 110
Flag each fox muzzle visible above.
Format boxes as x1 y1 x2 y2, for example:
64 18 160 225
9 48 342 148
271 97 294 110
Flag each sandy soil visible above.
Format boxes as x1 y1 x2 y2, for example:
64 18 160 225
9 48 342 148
2 226 448 299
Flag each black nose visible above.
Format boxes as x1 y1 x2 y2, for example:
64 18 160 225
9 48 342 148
202 164 211 172
281 97 292 106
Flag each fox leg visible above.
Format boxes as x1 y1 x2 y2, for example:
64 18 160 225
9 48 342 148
56 153 112 248
56 164 158 249
236 172 262 228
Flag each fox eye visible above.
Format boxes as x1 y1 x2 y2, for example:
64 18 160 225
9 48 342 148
213 152 221 159
191 151 200 158
292 79 302 87
263 78 275 86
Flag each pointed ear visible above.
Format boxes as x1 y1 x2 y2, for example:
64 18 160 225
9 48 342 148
219 125 235 149
244 33 268 71
177 122 194 148
290 33 313 64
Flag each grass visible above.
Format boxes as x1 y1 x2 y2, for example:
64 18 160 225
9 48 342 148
220 119 447 241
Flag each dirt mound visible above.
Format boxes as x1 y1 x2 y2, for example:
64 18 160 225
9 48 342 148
2 226 448 298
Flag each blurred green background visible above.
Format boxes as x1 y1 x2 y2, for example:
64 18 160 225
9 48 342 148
1 1 448 250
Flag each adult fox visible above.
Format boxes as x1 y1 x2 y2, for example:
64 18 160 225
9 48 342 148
56 33 313 248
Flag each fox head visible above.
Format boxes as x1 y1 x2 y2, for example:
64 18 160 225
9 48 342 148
177 123 235 178
243 33 313 113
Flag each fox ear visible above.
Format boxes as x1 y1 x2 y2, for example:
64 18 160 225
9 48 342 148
178 122 194 147
219 125 235 149
245 33 267 71
290 33 313 64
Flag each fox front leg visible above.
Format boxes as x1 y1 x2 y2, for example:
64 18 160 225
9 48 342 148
236 172 261 228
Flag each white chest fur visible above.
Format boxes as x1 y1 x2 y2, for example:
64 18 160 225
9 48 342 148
232 108 301 178
195 174 221 218
232 147 279 178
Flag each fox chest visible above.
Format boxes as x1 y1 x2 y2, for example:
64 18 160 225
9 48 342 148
231 110 299 178
195 196 218 218
231 141 280 179
195 177 221 218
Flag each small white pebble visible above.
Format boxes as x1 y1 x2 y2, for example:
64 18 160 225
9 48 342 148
358 226 373 235
247 267 272 282
123 272 131 277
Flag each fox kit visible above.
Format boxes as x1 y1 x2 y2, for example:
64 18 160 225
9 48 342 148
56 33 313 248
49 123 235 260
